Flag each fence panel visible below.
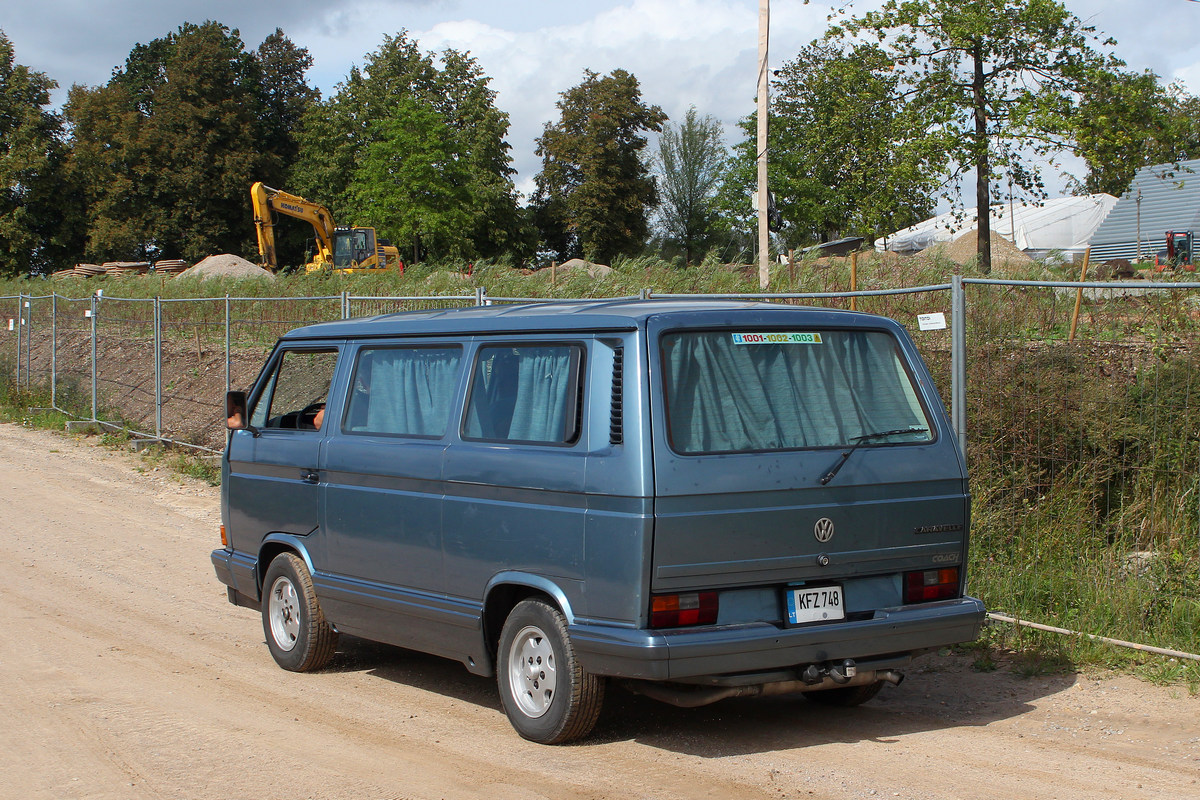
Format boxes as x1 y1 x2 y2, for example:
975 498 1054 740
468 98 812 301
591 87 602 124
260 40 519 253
965 279 1200 657
159 298 235 451
348 294 477 318
91 297 157 435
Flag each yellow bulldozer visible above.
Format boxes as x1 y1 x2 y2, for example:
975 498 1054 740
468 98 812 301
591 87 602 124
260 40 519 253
250 182 403 274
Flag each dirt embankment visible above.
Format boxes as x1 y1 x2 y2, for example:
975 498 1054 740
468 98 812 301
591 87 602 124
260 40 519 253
1 421 1198 800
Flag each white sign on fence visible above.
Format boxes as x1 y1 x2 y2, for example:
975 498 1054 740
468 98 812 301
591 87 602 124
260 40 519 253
917 312 947 331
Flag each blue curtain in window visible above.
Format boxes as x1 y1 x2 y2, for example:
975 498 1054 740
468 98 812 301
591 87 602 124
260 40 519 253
355 347 461 436
663 331 927 453
465 346 575 443
508 348 573 442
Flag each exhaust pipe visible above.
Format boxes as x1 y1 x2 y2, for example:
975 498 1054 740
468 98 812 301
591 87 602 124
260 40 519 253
621 662 904 708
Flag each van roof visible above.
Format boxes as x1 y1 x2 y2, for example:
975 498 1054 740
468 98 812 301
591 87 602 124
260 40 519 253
280 298 891 341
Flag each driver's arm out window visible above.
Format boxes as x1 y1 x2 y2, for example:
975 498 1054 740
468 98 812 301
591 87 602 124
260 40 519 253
250 349 339 430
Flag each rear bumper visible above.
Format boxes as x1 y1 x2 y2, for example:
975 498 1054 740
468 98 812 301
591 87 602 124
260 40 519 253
570 596 985 681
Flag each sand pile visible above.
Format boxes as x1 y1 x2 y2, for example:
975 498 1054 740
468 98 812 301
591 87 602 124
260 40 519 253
931 229 1032 270
551 258 613 278
180 254 275 280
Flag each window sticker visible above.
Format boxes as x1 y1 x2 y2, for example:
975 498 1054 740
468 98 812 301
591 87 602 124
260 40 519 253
731 331 823 345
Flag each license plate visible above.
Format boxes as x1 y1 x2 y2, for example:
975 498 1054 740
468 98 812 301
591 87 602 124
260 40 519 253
786 585 845 625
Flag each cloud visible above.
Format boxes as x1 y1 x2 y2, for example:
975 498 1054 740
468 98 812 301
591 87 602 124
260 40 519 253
404 0 830 196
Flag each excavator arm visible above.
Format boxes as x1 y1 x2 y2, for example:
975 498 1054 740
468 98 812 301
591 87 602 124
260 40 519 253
250 182 337 272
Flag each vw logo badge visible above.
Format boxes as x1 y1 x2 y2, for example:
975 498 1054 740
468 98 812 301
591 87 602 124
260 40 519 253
814 517 835 543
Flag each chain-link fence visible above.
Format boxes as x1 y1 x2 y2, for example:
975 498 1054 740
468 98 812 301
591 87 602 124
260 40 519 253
963 278 1200 661
3 281 1198 659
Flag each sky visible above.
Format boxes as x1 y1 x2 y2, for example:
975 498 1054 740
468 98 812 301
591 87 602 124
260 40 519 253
4 0 1200 204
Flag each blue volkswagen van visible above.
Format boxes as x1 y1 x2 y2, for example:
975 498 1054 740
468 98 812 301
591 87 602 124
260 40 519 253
213 299 984 743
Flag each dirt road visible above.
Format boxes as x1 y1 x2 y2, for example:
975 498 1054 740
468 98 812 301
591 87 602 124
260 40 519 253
1 421 1197 800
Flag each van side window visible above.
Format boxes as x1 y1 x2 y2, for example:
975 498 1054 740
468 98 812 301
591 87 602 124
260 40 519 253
344 345 463 436
250 349 338 431
463 345 583 444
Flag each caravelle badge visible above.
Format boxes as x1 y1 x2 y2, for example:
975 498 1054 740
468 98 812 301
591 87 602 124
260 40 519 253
814 517 835 543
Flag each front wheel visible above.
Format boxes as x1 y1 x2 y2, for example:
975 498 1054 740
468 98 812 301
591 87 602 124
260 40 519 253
497 599 604 744
261 553 338 672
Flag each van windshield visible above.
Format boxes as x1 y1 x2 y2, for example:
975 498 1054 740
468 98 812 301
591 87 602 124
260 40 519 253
661 329 933 454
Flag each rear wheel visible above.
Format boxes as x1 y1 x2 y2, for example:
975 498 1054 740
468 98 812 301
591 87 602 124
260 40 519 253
261 553 338 672
804 680 885 707
497 599 604 744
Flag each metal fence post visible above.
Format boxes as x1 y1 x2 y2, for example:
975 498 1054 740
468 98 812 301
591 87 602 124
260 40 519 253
21 294 30 387
51 294 57 409
342 291 350 320
224 295 231 393
950 275 967 460
476 287 486 306
154 296 163 440
90 293 98 422
15 294 23 389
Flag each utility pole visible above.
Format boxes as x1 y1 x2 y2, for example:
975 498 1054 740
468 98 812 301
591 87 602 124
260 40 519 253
1136 188 1142 261
757 0 770 289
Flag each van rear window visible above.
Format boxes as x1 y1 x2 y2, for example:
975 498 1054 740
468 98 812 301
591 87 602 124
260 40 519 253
661 329 932 454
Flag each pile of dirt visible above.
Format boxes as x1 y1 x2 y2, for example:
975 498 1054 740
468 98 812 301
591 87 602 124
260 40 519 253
931 229 1032 270
179 254 275 281
551 258 613 278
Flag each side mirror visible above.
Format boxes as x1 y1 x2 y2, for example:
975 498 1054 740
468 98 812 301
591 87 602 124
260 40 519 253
226 391 257 435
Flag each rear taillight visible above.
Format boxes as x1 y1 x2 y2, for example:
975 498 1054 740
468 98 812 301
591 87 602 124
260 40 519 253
904 567 960 603
650 592 718 628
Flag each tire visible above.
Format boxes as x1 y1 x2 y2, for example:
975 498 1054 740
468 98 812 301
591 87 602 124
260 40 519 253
804 679 885 707
261 553 338 672
497 598 604 744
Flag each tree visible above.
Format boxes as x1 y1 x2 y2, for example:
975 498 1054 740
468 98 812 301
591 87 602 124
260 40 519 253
292 32 527 262
256 28 320 182
65 21 286 263
723 41 942 251
0 30 71 276
835 0 1114 273
351 100 473 263
534 69 666 264
254 28 320 263
654 107 727 264
1073 69 1200 196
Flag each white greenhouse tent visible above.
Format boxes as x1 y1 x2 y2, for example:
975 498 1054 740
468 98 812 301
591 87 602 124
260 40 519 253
875 194 1117 259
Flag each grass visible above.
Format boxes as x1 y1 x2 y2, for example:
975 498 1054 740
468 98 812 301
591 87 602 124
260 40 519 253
5 252 1200 681
0 370 221 486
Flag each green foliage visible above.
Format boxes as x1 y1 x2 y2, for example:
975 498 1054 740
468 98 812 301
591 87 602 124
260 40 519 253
834 0 1115 273
0 30 71 277
291 32 527 264
1072 69 1200 196
64 22 309 264
654 107 728 264
725 41 941 250
352 102 473 259
534 69 666 264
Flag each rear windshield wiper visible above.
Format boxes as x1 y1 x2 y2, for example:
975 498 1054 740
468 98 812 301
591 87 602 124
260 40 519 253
819 426 929 485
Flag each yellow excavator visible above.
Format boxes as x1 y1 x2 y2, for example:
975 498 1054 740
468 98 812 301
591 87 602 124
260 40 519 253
250 182 403 274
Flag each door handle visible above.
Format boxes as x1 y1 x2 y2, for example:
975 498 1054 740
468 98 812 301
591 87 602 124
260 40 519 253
300 470 320 484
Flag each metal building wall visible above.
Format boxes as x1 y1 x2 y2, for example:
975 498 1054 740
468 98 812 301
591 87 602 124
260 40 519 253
1089 158 1200 261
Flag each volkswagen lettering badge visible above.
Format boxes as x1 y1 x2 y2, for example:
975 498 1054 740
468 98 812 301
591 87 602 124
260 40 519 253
814 517 835 543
